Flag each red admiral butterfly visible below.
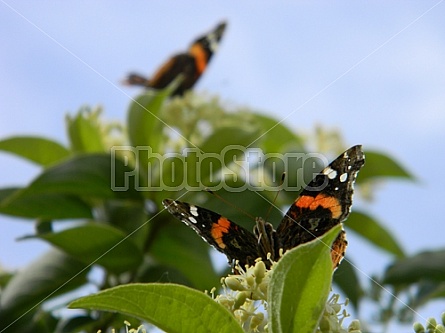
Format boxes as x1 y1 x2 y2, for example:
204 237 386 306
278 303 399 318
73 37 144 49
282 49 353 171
123 21 227 96
163 145 365 271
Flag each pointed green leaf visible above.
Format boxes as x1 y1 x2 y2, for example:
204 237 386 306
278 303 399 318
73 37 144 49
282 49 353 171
333 258 363 310
253 113 304 153
150 219 220 290
409 281 445 309
384 250 445 285
358 150 414 182
0 136 69 166
128 91 166 151
345 211 405 258
0 249 89 326
269 225 341 333
66 107 106 153
0 187 17 202
199 126 261 185
159 154 186 191
18 154 143 200
69 283 244 333
0 187 92 219
101 199 148 236
200 126 262 156
28 224 143 273
128 77 182 151
0 154 143 219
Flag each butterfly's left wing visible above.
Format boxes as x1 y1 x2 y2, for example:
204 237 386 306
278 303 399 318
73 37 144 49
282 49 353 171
162 199 260 269
276 145 365 267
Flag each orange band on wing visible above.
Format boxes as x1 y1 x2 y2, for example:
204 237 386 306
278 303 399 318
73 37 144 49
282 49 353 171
295 193 342 219
190 44 207 74
211 217 231 249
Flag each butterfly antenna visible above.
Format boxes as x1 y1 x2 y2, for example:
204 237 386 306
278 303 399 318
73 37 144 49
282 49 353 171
205 188 256 221
264 172 286 222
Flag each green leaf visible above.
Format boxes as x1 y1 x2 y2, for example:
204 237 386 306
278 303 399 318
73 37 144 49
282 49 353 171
28 224 143 273
200 126 262 154
150 219 220 290
128 77 182 151
128 92 164 150
20 154 143 200
0 187 17 199
345 211 405 258
69 283 244 333
159 154 187 191
101 199 148 238
409 281 445 309
0 271 13 289
0 249 89 329
383 250 445 285
0 154 143 219
0 187 92 219
0 136 70 167
253 113 305 153
199 126 262 186
268 225 341 333
333 258 363 310
358 150 414 182
66 107 106 153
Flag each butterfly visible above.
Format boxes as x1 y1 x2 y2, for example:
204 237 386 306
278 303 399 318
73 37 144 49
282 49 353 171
163 145 365 271
124 21 226 96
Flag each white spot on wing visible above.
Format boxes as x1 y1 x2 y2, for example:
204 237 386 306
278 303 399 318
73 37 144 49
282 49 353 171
323 166 337 179
188 216 197 224
190 205 199 217
340 173 348 182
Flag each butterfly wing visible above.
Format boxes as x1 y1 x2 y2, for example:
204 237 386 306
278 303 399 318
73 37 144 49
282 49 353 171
162 199 260 269
276 145 365 267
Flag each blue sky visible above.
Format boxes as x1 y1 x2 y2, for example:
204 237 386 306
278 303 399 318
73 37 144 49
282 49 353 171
1 2 445 331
